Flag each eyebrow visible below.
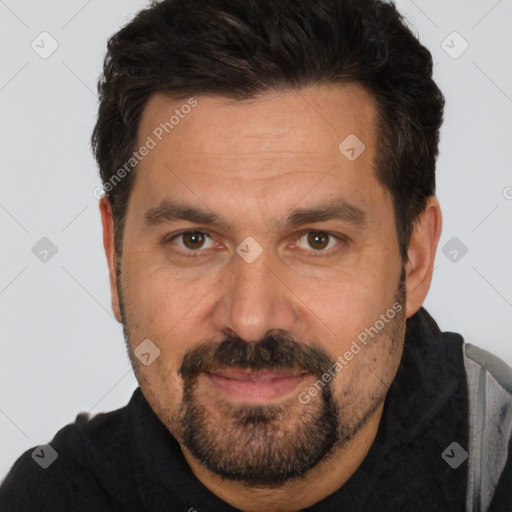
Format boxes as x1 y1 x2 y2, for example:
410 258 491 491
143 197 368 231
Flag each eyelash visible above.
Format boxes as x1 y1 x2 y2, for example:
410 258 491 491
165 230 347 258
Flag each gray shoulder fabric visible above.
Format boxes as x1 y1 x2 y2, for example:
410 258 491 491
463 343 512 512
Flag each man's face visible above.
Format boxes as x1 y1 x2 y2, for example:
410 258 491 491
113 84 407 485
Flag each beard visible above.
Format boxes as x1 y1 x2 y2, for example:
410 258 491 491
178 334 340 486
118 262 407 487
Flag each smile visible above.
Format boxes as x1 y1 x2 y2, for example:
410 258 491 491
204 369 311 403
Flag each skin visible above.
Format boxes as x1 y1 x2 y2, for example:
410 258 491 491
100 83 442 511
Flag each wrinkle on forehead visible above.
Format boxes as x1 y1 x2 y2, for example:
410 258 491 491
137 83 377 164
126 83 390 239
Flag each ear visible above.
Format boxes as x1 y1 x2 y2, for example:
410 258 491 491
404 195 442 319
99 197 122 322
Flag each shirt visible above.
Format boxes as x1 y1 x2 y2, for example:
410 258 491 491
0 307 472 511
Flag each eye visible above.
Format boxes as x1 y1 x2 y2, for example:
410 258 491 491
295 231 344 256
169 230 215 252
165 229 347 258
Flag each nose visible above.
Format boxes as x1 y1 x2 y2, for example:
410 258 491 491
212 244 299 343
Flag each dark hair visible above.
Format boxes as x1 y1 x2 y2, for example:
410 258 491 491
91 0 444 262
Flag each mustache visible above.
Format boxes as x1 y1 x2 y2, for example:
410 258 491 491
179 332 333 382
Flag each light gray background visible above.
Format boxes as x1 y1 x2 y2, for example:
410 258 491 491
1 0 511 481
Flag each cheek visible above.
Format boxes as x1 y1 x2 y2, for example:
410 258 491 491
300 274 403 387
123 256 197 331
297 274 387 339
122 264 194 419
121 260 218 375
327 313 404 414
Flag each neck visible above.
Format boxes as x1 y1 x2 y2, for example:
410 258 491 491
181 401 384 512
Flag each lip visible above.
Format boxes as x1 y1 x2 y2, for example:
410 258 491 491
204 368 311 403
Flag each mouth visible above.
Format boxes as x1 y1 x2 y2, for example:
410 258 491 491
203 368 312 404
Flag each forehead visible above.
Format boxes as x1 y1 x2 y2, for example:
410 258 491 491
128 84 390 230
138 83 376 159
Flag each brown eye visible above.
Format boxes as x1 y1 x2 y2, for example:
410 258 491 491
295 231 344 256
307 232 330 250
182 231 206 249
170 231 214 252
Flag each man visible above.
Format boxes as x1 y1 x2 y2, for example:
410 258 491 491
1 0 511 510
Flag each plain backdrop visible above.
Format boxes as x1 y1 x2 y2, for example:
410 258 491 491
1 0 511 481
